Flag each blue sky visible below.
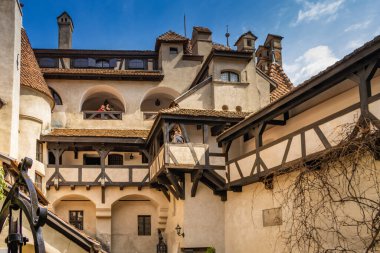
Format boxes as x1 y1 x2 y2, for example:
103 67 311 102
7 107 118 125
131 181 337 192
23 0 380 85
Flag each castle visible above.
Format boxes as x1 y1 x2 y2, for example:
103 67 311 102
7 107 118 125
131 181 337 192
0 1 379 253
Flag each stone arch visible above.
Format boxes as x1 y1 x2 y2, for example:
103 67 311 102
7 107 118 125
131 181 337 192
51 194 97 237
80 85 126 112
140 86 180 113
110 193 166 253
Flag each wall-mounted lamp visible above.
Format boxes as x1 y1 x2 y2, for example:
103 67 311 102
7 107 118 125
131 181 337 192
175 224 185 237
130 153 134 160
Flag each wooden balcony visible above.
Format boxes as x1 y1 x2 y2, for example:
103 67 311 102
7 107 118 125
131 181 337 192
150 143 225 180
46 164 149 189
83 111 122 120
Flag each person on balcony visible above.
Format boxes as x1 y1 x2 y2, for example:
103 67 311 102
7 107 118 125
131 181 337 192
97 104 105 111
104 100 113 111
171 126 185 144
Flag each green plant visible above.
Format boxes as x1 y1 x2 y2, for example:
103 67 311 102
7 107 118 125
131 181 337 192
206 247 215 253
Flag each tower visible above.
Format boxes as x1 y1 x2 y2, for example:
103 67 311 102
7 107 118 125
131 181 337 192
57 11 74 49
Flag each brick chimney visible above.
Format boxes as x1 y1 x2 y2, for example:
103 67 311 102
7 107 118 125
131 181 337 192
235 31 257 52
256 34 283 72
57 11 74 49
191 26 212 56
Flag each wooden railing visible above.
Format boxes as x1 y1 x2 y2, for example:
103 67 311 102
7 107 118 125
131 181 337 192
46 164 149 188
149 143 225 180
143 111 158 120
83 111 123 120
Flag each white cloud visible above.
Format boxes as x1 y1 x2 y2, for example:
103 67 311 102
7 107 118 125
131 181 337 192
284 45 338 85
345 39 365 51
294 0 345 25
344 20 371 32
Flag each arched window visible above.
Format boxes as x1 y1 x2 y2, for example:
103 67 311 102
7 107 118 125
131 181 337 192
49 87 62 105
96 59 110 68
221 71 239 82
128 59 145 69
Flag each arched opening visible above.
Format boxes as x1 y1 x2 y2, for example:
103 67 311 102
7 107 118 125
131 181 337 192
111 194 159 253
80 85 125 120
49 87 63 105
140 87 179 120
52 195 96 237
221 70 240 82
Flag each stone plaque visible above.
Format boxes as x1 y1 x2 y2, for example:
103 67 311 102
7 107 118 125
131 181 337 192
262 207 282 227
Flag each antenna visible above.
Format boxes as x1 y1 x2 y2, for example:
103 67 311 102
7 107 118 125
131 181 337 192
225 25 230 47
184 14 187 37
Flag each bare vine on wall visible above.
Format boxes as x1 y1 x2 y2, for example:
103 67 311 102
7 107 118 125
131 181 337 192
275 117 380 253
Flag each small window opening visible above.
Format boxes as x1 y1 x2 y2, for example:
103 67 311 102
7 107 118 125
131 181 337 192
96 59 110 68
221 71 239 82
170 47 178 54
83 154 101 165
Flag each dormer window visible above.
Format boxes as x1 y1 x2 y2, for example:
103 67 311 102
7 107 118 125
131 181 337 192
221 71 239 82
96 59 110 68
247 40 252 47
170 47 178 54
128 59 145 69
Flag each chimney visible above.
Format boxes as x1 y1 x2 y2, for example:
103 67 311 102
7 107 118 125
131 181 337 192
191 26 212 56
57 11 74 49
256 34 283 72
235 31 257 52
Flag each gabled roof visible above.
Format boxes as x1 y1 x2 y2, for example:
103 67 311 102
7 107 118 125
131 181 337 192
234 31 258 46
268 63 293 101
155 31 188 50
193 26 212 33
264 33 283 46
20 29 54 105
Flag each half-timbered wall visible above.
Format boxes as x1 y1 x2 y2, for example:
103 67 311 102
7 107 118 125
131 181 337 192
227 75 380 185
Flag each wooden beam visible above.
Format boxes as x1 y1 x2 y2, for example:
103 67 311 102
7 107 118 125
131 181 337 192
191 170 203 197
166 172 185 200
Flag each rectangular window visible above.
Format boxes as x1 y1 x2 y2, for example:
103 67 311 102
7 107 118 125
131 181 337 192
72 58 89 68
108 154 123 165
35 173 42 191
69 211 84 230
138 215 151 236
36 141 43 162
169 47 178 54
83 155 101 165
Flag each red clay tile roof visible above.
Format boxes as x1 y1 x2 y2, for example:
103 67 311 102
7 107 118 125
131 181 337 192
41 68 164 80
21 29 53 102
45 128 150 139
193 26 212 33
155 30 189 51
268 63 293 101
159 107 250 119
157 30 188 42
212 43 232 51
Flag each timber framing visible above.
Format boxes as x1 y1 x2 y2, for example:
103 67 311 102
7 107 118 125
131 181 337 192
218 35 380 143
221 47 380 189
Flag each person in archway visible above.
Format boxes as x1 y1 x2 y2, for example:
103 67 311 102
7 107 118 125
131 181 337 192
97 104 105 112
104 99 113 111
